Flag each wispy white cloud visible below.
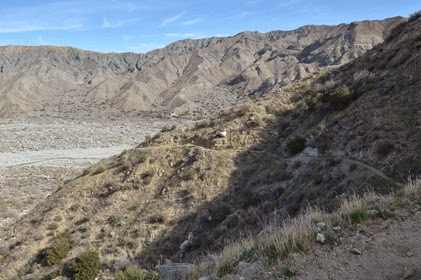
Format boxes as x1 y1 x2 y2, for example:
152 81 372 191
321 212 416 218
0 0 145 33
128 43 166 53
182 18 202 25
103 17 138 28
165 33 205 39
160 13 184 27
0 23 82 33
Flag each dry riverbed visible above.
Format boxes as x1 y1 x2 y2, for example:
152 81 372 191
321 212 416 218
0 117 178 229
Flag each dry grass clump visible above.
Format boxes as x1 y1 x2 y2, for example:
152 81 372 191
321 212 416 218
209 179 421 277
215 209 325 276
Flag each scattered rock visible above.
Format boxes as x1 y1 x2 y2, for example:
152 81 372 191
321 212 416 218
316 222 326 229
367 210 380 216
302 147 319 157
406 252 414 257
159 263 198 280
316 233 326 243
214 131 227 138
403 267 416 279
237 262 259 279
333 226 342 232
350 248 362 255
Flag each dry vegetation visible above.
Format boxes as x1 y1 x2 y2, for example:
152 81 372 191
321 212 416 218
207 179 421 278
0 16 419 280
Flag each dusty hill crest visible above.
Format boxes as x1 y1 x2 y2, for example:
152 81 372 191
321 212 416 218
0 17 404 119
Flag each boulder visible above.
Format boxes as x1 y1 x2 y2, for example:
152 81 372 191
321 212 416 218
159 263 198 280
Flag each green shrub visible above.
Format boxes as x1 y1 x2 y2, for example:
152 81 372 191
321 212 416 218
46 234 72 266
210 203 232 225
116 266 143 280
327 85 353 110
283 267 298 278
143 271 160 280
45 269 61 280
348 209 368 224
69 203 81 212
374 140 393 158
239 247 257 262
216 259 237 277
287 136 306 156
68 250 100 280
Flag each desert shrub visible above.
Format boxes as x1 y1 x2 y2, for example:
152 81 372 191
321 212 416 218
103 181 123 197
140 171 154 185
148 213 167 224
68 250 100 280
287 136 306 156
210 203 232 225
327 85 353 110
374 140 393 158
305 94 322 111
116 266 143 280
239 247 257 262
216 259 238 277
45 234 72 266
283 267 298 278
349 163 358 171
238 190 260 208
45 269 61 280
47 223 59 231
92 165 106 175
238 103 253 116
143 271 160 280
132 178 142 189
69 203 81 212
409 10 421 21
249 115 264 127
348 209 368 224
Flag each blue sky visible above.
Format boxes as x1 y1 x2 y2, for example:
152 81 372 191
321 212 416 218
0 0 418 53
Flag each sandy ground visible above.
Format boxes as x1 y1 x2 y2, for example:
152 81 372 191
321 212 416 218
286 210 421 280
0 117 178 229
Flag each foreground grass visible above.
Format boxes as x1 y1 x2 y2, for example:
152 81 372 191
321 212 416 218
205 179 421 278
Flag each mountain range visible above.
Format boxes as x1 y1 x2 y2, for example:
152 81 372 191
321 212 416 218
0 14 420 279
0 17 404 119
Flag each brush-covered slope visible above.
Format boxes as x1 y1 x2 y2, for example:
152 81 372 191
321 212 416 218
0 16 420 279
0 17 404 119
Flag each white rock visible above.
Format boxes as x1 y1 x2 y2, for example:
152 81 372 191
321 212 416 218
350 248 362 255
316 222 326 229
316 233 326 243
333 226 342 232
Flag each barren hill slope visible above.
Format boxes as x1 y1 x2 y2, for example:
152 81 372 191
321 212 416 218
0 15 419 279
0 17 404 119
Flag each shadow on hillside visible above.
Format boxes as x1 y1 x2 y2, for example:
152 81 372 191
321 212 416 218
136 19 421 266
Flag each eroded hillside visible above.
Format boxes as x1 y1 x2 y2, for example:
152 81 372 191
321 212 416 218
0 17 404 120
0 15 419 279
